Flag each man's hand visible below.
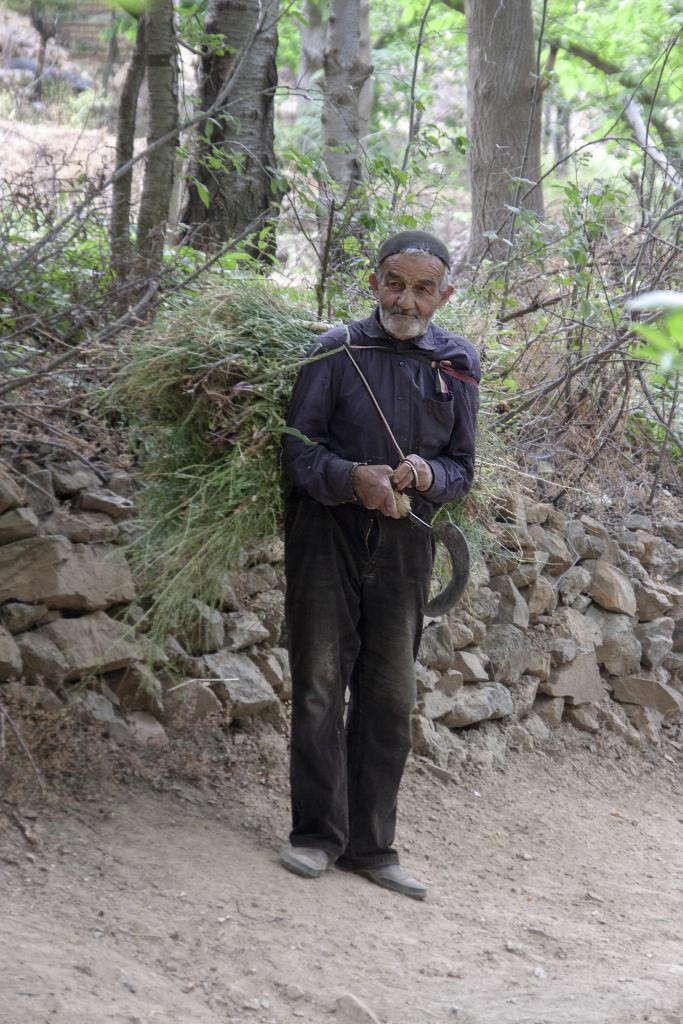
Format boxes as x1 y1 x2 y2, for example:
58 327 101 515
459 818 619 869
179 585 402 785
351 465 400 519
391 454 434 493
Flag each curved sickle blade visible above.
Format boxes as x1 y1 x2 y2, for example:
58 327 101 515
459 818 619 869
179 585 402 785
423 522 470 618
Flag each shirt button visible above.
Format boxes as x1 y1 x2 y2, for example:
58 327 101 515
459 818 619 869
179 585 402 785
399 360 406 366
397 395 404 401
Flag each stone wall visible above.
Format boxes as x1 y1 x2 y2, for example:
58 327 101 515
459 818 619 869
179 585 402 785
1 458 682 767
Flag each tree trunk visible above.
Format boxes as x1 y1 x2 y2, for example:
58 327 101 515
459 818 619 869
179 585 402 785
465 0 543 263
321 0 371 195
181 0 280 254
299 0 326 91
110 17 147 280
357 0 373 147
135 0 179 277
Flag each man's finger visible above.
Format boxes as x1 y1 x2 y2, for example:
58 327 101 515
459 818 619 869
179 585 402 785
390 465 412 492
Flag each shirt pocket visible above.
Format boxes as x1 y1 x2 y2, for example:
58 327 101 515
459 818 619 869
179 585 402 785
418 393 456 451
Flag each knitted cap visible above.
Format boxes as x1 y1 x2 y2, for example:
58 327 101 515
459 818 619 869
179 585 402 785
377 230 451 269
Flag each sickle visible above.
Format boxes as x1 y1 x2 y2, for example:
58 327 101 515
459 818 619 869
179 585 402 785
423 521 470 617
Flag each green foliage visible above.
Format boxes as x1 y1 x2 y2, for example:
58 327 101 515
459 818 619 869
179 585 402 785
108 280 321 635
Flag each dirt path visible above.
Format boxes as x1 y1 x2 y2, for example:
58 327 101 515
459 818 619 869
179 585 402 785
1 748 682 1024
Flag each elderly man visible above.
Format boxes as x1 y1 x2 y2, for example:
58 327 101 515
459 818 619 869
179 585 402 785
280 231 480 899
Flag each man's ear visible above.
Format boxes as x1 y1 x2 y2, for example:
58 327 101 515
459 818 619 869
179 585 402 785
369 271 379 296
437 284 454 307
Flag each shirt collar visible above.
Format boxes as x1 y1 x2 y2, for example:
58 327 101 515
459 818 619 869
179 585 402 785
359 308 439 351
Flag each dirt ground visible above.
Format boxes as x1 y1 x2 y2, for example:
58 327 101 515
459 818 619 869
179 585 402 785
1 737 682 1024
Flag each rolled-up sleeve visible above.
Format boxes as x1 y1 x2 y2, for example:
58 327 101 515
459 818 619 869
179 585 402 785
282 335 357 507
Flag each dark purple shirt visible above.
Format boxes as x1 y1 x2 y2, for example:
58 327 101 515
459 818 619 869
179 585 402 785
282 309 480 520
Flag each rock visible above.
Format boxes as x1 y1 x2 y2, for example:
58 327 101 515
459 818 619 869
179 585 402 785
585 607 642 676
249 589 285 645
635 617 674 670
506 722 535 752
269 647 292 697
127 711 169 746
539 650 604 705
415 662 438 694
580 514 609 540
78 488 136 519
565 519 589 559
110 663 164 715
481 624 531 683
22 468 57 515
466 586 500 623
619 551 647 581
526 501 551 524
335 993 380 1024
511 551 548 589
50 461 102 496
528 526 573 576
0 601 49 634
533 694 564 728
553 606 602 652
583 560 637 616
74 690 121 724
497 488 528 526
0 625 22 680
549 637 578 665
449 620 475 649
624 513 652 532
418 622 454 671
42 509 119 543
450 650 488 682
557 566 592 605
17 612 140 684
525 576 557 620
162 681 223 726
224 611 270 650
455 610 487 644
0 506 39 544
0 537 134 611
421 688 462 722
1 681 61 710
411 714 450 766
524 647 551 679
202 651 280 718
565 706 599 733
442 682 513 728
623 704 663 745
523 713 551 744
490 576 529 628
106 469 136 497
507 675 539 718
217 572 241 611
657 520 683 548
610 675 683 716
182 600 225 655
436 669 464 695
632 579 673 621
466 720 509 769
250 651 288 698
642 536 683 581
0 468 23 513
599 702 641 746
238 564 279 597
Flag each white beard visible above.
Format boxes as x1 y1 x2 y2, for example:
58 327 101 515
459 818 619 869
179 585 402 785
378 305 432 340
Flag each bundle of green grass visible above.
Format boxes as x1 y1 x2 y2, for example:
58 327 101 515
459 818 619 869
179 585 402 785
111 280 326 635
112 279 502 637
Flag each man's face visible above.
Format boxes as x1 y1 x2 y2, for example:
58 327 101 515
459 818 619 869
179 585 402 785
369 252 453 341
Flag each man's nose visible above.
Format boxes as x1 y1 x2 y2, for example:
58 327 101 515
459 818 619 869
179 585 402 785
396 287 416 309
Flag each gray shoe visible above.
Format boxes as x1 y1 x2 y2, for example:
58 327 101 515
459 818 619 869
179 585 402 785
279 845 334 879
358 864 427 900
